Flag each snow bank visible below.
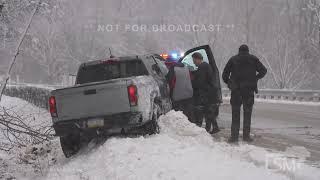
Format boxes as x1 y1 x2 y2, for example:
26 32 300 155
1 140 63 180
1 95 319 180
45 111 319 180
0 95 52 146
0 95 55 179
0 95 50 123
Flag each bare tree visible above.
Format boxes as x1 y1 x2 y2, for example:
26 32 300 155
0 0 40 101
305 0 320 83
1 0 319 89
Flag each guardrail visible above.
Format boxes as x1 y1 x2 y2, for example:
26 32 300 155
222 88 320 102
1 83 320 109
5 82 63 90
1 83 64 109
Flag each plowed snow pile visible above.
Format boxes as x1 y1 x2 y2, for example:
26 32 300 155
1 96 319 180
45 111 319 180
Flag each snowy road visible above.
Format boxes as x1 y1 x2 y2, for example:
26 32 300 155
219 101 320 164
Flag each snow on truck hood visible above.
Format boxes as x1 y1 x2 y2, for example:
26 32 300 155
45 111 319 180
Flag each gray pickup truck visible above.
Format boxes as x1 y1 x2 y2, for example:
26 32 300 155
49 55 172 157
49 45 221 157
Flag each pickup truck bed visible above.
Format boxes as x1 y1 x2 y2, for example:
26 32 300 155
51 75 160 135
52 78 132 122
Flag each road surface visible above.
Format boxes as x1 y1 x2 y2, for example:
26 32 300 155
218 101 320 165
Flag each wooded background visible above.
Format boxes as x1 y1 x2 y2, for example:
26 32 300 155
0 0 319 90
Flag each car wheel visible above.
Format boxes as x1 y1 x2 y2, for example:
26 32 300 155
60 134 81 158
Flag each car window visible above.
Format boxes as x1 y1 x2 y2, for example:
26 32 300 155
181 49 209 71
76 60 148 84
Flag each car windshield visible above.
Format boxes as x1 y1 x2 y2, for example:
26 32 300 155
76 59 148 84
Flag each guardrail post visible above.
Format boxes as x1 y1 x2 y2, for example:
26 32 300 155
313 93 320 102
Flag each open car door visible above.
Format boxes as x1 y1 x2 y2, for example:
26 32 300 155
178 45 222 103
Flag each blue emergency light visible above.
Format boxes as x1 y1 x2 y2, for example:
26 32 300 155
171 53 178 59
160 51 184 61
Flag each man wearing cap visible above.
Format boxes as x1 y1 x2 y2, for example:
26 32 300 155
222 44 267 143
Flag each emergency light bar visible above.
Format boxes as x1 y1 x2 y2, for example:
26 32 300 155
160 52 184 60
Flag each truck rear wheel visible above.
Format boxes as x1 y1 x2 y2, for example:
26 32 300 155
144 109 160 135
60 134 81 158
144 119 159 135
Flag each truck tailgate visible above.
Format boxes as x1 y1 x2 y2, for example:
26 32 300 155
53 80 131 121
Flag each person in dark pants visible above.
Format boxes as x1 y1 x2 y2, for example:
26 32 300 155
192 52 220 134
222 44 267 143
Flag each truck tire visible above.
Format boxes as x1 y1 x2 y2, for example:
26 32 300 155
60 134 81 158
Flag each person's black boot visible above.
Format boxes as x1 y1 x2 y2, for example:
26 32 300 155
210 128 220 134
228 137 238 143
243 136 254 142
205 122 211 133
230 106 240 143
243 106 253 142
211 118 220 134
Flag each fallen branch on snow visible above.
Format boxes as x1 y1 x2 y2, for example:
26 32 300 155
0 107 53 150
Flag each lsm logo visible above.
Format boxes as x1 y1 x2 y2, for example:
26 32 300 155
265 153 302 172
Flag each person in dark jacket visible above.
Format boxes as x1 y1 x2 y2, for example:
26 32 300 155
192 52 220 134
222 44 267 143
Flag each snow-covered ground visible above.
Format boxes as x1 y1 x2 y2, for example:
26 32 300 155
0 95 52 148
0 96 55 179
0 95 50 125
1 95 320 180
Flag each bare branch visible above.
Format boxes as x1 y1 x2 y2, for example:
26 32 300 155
0 107 53 150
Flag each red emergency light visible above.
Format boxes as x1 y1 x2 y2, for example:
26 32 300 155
160 54 169 60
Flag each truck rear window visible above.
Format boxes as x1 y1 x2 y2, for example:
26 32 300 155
76 60 148 84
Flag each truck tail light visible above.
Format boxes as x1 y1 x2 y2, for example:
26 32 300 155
127 85 138 106
49 96 57 117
